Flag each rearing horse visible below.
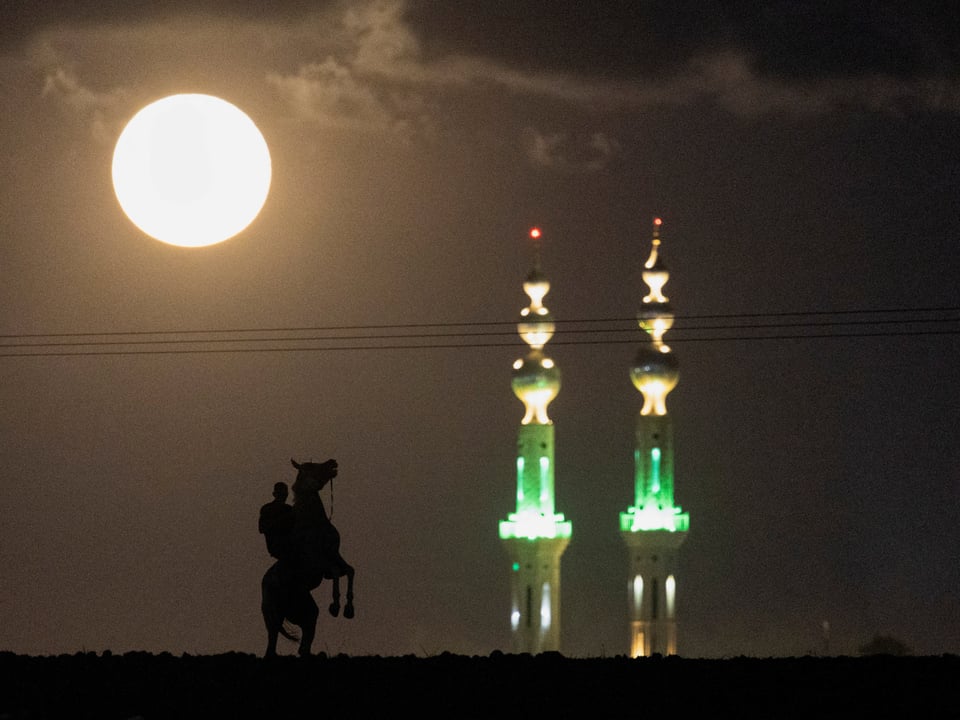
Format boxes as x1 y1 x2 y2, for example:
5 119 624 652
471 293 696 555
261 458 355 657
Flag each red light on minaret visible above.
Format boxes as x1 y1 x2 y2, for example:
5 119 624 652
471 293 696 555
653 217 662 227
529 227 542 239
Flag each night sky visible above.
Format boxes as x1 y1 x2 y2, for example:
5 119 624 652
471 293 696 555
1 1 958 659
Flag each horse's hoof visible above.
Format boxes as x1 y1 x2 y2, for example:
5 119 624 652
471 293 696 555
329 602 340 617
344 604 355 619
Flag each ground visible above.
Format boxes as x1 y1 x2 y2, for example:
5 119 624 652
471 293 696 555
1 651 957 718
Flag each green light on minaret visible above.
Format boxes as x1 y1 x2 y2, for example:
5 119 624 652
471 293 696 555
650 447 661 494
500 421 572 540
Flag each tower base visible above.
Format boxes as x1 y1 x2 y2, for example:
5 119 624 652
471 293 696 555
502 536 570 654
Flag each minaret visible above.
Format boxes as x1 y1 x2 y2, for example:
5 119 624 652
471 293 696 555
500 227 572 654
620 217 690 657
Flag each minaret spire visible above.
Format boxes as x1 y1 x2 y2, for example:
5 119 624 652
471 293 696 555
500 227 572 654
620 217 690 657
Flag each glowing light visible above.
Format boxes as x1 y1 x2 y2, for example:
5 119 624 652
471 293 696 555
666 575 677 618
513 353 560 424
518 318 555 349
654 217 662 226
636 379 673 416
639 313 675 348
642 218 669 300
642 269 669 302
516 457 525 503
499 511 572 540
650 447 661 494
522 280 550 309
633 575 644 614
619 505 689 533
519 275 554 348
530 227 542 239
539 456 550 506
540 583 552 631
112 94 271 247
519 388 557 424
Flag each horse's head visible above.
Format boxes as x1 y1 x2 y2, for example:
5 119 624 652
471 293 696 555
291 458 338 496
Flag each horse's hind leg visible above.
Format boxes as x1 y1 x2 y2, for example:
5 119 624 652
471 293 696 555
343 563 355 619
262 567 282 657
263 589 281 656
329 575 341 617
298 595 319 657
265 626 279 658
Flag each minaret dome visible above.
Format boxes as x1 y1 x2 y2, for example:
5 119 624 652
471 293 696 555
630 342 679 417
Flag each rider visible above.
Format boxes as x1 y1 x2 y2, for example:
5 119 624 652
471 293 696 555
259 481 295 563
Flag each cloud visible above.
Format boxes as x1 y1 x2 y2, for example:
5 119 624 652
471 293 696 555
42 66 107 111
266 0 960 151
424 50 960 119
265 1 434 140
38 59 127 144
670 52 960 118
17 0 960 153
266 57 428 140
526 130 620 172
343 0 420 72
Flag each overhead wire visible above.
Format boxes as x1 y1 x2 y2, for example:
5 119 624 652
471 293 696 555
1 305 958 341
0 306 958 358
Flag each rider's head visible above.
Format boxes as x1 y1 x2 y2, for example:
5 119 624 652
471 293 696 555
272 481 288 501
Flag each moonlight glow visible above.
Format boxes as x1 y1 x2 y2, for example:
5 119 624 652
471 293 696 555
112 94 271 247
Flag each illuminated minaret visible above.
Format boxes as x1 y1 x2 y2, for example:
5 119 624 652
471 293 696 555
620 218 690 657
500 228 572 654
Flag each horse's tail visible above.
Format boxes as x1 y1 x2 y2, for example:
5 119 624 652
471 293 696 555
279 621 300 642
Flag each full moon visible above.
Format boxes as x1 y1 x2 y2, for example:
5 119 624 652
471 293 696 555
112 94 271 247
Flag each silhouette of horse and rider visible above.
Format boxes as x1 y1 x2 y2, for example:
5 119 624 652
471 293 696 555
259 458 355 657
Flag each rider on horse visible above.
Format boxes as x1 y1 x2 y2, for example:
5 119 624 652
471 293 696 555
261 458 356 657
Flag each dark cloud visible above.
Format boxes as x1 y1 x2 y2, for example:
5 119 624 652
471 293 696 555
406 1 960 80
0 0 333 51
8 2 959 82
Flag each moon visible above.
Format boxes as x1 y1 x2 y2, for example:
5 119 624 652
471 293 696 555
112 94 271 248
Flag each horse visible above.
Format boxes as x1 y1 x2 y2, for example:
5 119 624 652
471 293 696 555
261 458 356 657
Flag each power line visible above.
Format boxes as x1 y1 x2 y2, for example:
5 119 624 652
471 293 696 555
0 306 956 358
1 328 958 358
0 305 957 342
2 313 959 351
